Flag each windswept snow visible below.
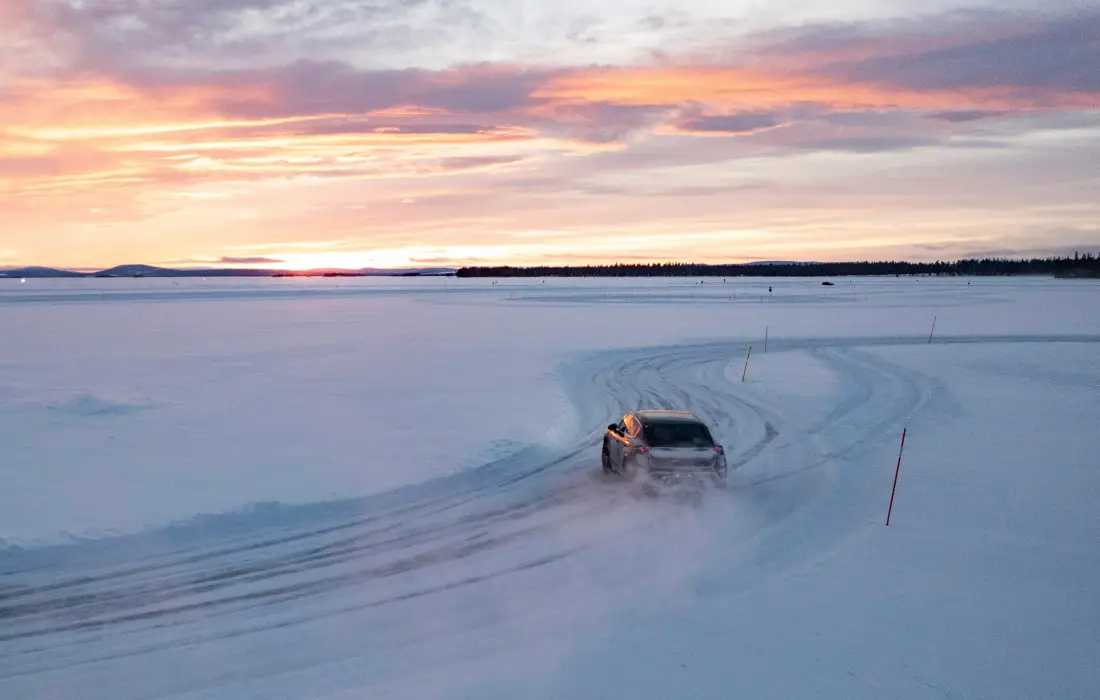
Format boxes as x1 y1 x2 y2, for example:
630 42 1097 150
1 276 1098 699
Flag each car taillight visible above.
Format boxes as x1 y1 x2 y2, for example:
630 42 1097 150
637 446 649 454
714 445 724 454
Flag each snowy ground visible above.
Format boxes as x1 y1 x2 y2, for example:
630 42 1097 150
2 276 1098 699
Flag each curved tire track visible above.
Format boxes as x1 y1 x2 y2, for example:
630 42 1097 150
2 333 1095 682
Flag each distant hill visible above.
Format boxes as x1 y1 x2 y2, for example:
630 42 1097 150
93 265 275 278
0 266 85 278
94 264 176 278
1 264 458 278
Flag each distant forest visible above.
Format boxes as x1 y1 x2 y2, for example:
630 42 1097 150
456 253 1100 279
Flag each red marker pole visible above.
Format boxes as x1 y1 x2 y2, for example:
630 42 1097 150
886 428 907 526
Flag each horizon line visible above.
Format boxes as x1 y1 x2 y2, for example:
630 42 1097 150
4 252 1099 277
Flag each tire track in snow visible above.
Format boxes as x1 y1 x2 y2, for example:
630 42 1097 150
0 344 781 665
2 333 1095 678
743 345 929 487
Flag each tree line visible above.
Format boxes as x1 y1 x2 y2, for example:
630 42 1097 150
456 253 1099 278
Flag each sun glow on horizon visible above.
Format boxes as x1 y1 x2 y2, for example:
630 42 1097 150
242 227 891 271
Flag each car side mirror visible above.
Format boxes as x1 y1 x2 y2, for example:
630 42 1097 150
607 424 618 432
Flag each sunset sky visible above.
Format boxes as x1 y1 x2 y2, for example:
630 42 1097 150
2 1 1098 270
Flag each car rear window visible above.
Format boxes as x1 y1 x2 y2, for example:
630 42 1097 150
642 421 713 448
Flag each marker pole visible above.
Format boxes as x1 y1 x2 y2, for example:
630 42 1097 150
741 344 752 383
928 316 937 344
886 428 907 526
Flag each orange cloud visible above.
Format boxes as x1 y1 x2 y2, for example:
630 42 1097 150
535 65 1087 115
2 78 276 132
0 55 1086 209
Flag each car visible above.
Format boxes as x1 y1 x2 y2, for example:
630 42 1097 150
601 410 728 499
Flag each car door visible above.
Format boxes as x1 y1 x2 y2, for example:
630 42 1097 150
609 414 631 470
622 415 643 468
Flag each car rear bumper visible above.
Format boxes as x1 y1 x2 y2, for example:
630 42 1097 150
644 456 726 475
643 467 725 490
645 451 724 468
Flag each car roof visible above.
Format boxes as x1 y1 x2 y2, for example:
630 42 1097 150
634 409 704 425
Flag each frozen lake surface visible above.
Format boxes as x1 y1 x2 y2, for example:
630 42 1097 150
2 275 1098 699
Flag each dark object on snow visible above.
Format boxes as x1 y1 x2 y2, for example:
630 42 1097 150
822 281 834 286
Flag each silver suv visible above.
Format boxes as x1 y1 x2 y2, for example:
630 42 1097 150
601 410 728 496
